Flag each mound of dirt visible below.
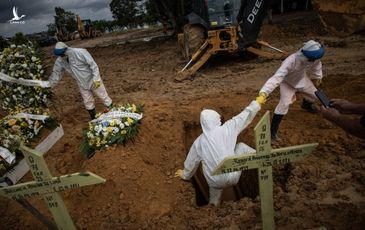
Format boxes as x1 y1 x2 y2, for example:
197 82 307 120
1 11 365 230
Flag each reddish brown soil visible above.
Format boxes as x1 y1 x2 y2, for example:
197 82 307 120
1 11 365 230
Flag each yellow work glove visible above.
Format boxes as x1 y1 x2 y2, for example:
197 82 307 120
93 80 101 89
315 79 322 87
256 92 267 105
174 169 184 178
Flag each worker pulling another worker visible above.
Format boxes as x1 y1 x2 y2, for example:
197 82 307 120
256 40 325 140
48 42 113 119
175 99 262 206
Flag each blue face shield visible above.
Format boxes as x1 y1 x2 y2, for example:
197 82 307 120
54 48 67 56
301 46 325 61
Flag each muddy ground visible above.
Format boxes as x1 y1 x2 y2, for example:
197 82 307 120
1 11 365 230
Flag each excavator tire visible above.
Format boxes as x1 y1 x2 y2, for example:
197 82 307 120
181 24 205 60
312 0 365 37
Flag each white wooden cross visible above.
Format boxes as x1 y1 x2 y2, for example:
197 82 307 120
0 134 106 230
212 111 318 230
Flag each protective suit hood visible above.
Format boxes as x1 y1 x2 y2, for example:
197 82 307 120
200 109 222 134
301 40 324 60
54 42 68 56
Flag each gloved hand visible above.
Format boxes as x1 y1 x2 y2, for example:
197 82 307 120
315 79 322 87
256 92 267 105
93 80 101 89
174 169 184 179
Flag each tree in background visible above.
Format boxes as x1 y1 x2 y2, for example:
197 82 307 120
0 36 10 52
110 0 139 28
144 0 160 25
54 7 77 33
47 23 57 36
12 32 29 46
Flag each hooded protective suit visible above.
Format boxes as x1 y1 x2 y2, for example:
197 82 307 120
181 101 261 206
259 40 323 114
49 44 112 110
49 47 101 89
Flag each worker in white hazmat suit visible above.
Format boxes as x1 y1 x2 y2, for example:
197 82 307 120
256 40 325 140
175 100 261 206
48 42 113 119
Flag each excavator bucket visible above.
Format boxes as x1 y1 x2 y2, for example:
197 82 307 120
312 0 365 36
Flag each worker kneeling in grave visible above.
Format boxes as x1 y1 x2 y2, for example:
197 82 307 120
175 100 261 206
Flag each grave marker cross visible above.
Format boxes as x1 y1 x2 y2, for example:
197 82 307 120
0 145 106 230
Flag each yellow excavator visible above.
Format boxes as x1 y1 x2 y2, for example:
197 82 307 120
155 0 365 80
76 15 102 39
174 0 287 80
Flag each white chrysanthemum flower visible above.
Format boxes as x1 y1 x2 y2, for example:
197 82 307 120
87 132 94 139
113 127 119 133
124 121 129 127
9 63 15 69
94 126 101 132
37 65 42 69
31 56 37 62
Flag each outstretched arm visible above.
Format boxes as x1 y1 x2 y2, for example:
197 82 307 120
331 99 365 115
320 106 365 139
48 59 64 87
259 56 294 96
180 140 202 180
224 100 261 135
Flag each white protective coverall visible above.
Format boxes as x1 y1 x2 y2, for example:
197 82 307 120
259 51 322 115
49 47 112 110
181 101 261 206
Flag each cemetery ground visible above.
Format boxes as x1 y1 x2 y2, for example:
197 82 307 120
1 12 365 229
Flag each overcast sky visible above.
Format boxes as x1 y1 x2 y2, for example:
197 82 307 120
0 0 114 37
